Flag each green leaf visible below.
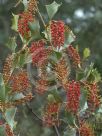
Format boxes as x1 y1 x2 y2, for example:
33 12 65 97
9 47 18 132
6 37 17 53
47 94 55 102
64 127 76 136
83 48 90 59
5 108 17 129
80 89 88 111
29 20 41 40
91 68 101 83
54 51 62 60
22 0 28 9
11 14 19 32
12 93 25 101
13 49 30 68
65 111 75 125
46 1 62 19
64 28 75 47
0 126 6 136
51 89 62 103
0 73 5 102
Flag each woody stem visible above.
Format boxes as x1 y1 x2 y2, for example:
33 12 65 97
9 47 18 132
54 125 61 136
37 8 46 27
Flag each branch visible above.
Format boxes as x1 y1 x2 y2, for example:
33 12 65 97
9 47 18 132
26 103 42 122
54 125 61 136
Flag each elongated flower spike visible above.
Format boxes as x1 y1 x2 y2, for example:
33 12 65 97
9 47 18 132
66 80 80 113
11 70 30 93
35 79 48 94
30 40 52 66
5 124 14 136
79 122 95 136
54 58 70 85
18 11 33 38
3 55 13 84
43 102 60 127
87 83 100 111
67 45 81 66
50 20 65 48
28 0 38 14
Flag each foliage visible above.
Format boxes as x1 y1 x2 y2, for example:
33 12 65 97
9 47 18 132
0 0 102 136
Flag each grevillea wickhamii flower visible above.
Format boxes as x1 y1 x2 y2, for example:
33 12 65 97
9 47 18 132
66 80 80 113
3 55 13 84
30 40 52 66
18 11 33 38
79 122 95 136
43 102 60 127
87 83 100 111
46 102 60 114
35 79 48 94
50 20 65 48
28 0 38 14
67 45 81 66
11 70 30 93
54 58 70 84
5 124 14 136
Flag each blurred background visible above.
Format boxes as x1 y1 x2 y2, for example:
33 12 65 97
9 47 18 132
0 0 102 136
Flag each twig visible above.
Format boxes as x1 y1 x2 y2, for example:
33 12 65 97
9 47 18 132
14 0 22 7
37 8 46 28
26 103 42 122
54 125 61 136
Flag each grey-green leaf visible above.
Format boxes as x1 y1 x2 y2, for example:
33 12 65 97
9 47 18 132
46 1 62 19
11 14 19 32
5 108 17 129
6 37 17 53
0 73 5 102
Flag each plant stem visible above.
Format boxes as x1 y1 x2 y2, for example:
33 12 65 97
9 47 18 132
37 8 46 28
54 125 61 136
26 103 42 122
14 0 22 7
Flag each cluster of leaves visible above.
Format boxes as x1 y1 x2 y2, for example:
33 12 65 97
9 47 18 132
0 0 102 136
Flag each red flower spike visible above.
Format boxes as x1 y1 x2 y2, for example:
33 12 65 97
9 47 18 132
11 70 30 93
87 83 100 111
46 102 60 114
28 0 38 14
18 11 33 38
54 58 70 84
43 102 61 127
30 40 52 66
67 45 81 65
50 20 65 48
35 79 48 94
5 124 14 136
66 80 80 113
79 122 95 136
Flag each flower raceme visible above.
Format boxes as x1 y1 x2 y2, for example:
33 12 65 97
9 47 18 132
43 102 60 127
50 20 65 48
30 40 52 66
66 80 80 113
18 11 33 38
67 45 81 66
27 0 38 14
35 79 48 94
54 58 70 84
5 124 14 136
87 83 100 111
79 122 95 136
11 70 30 93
